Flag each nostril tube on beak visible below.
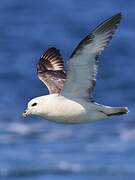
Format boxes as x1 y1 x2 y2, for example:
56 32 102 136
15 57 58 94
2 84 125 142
22 110 28 118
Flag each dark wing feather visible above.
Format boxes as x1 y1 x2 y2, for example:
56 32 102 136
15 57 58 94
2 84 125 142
37 47 66 94
61 13 122 99
70 13 122 59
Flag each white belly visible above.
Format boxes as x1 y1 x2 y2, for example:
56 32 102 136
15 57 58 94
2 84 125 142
40 95 107 124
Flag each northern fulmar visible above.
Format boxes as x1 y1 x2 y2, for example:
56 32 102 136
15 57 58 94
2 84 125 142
22 13 128 124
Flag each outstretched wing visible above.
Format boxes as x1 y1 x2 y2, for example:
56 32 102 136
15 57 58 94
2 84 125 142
61 13 122 100
37 47 66 94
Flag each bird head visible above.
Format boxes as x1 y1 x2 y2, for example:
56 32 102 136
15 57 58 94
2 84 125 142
22 96 46 118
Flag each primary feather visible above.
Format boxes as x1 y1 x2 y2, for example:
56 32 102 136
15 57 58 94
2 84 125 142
61 13 122 99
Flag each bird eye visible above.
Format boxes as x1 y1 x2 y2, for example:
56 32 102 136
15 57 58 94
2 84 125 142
31 103 37 107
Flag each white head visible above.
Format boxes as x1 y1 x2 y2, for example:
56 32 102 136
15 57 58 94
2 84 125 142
22 96 48 118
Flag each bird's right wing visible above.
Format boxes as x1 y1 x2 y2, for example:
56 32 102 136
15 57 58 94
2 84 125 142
37 47 66 94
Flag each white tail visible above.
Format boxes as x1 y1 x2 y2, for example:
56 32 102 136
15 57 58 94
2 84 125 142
102 106 128 116
96 104 129 117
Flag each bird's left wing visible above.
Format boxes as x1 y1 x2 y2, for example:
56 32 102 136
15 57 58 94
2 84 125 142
37 47 66 94
61 13 122 100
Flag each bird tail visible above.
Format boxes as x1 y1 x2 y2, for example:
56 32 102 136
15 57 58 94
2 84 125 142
96 104 129 116
105 107 129 116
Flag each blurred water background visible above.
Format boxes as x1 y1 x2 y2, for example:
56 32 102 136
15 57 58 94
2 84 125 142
0 0 135 179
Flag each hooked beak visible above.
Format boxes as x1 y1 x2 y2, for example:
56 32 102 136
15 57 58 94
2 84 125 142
22 109 30 118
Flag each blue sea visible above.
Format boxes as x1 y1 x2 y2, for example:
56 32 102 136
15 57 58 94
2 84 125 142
0 0 135 179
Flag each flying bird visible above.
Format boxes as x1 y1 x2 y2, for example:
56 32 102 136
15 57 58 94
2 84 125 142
22 13 128 124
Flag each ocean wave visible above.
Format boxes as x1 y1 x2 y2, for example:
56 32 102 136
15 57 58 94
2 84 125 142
0 163 135 178
120 128 135 141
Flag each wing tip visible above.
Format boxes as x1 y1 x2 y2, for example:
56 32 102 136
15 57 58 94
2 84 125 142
111 12 123 23
38 47 64 71
41 47 60 58
114 12 122 18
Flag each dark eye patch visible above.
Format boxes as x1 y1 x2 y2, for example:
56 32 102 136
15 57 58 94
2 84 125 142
31 103 37 107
